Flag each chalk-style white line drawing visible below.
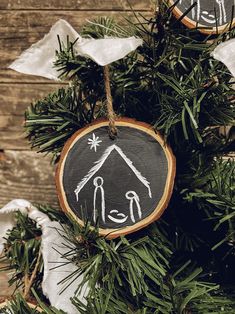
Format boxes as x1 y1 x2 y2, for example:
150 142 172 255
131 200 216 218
216 0 227 25
88 133 102 152
126 191 142 223
201 11 216 24
108 210 128 224
74 144 152 202
196 0 201 21
191 0 196 19
110 210 118 214
93 176 105 223
181 0 229 26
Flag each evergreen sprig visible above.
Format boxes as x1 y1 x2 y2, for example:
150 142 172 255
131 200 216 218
0 292 67 314
25 3 235 158
56 221 170 295
183 157 235 251
8 1 235 312
0 294 41 314
0 212 42 294
56 220 235 313
0 206 67 300
25 86 92 161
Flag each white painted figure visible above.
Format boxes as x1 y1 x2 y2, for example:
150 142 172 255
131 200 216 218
108 210 128 224
199 0 227 25
191 0 196 19
126 191 142 223
196 0 201 21
181 0 229 25
75 143 152 226
93 176 105 223
216 0 227 25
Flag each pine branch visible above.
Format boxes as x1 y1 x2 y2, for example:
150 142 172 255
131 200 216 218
25 86 92 161
0 292 67 314
0 212 43 296
183 158 235 252
0 294 42 314
12 1 235 312
25 4 235 160
54 220 171 306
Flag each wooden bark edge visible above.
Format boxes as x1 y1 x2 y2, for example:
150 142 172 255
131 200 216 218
55 118 176 239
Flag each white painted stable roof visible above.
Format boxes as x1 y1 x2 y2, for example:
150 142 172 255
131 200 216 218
74 144 152 201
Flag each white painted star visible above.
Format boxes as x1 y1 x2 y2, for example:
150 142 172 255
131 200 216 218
88 133 102 152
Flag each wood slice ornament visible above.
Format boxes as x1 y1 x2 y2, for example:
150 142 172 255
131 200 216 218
56 119 175 238
170 0 235 34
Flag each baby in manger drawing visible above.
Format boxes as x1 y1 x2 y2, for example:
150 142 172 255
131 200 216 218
178 0 234 26
74 144 153 229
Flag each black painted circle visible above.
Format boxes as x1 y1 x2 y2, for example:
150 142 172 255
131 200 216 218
62 124 168 229
174 0 234 30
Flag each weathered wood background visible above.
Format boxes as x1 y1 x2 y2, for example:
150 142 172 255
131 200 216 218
0 0 152 297
0 0 152 207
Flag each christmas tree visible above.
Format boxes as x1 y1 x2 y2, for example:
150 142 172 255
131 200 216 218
0 1 235 313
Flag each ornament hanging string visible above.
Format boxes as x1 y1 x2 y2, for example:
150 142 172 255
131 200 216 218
7 19 143 139
103 65 118 139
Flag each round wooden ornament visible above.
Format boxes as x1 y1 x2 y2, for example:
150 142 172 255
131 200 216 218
169 0 235 34
56 119 176 238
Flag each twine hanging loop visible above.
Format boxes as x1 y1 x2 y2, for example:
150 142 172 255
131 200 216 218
103 65 117 139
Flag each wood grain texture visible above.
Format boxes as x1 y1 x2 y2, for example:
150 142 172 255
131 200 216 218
0 132 28 150
0 83 64 115
0 10 149 82
0 265 15 298
0 0 152 298
0 2 152 204
0 150 58 207
0 115 27 150
0 0 152 11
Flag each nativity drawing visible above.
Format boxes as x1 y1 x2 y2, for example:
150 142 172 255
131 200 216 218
74 144 152 225
179 0 230 26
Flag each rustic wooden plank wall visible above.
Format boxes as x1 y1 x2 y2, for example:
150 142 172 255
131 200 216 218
0 0 152 208
0 0 152 298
